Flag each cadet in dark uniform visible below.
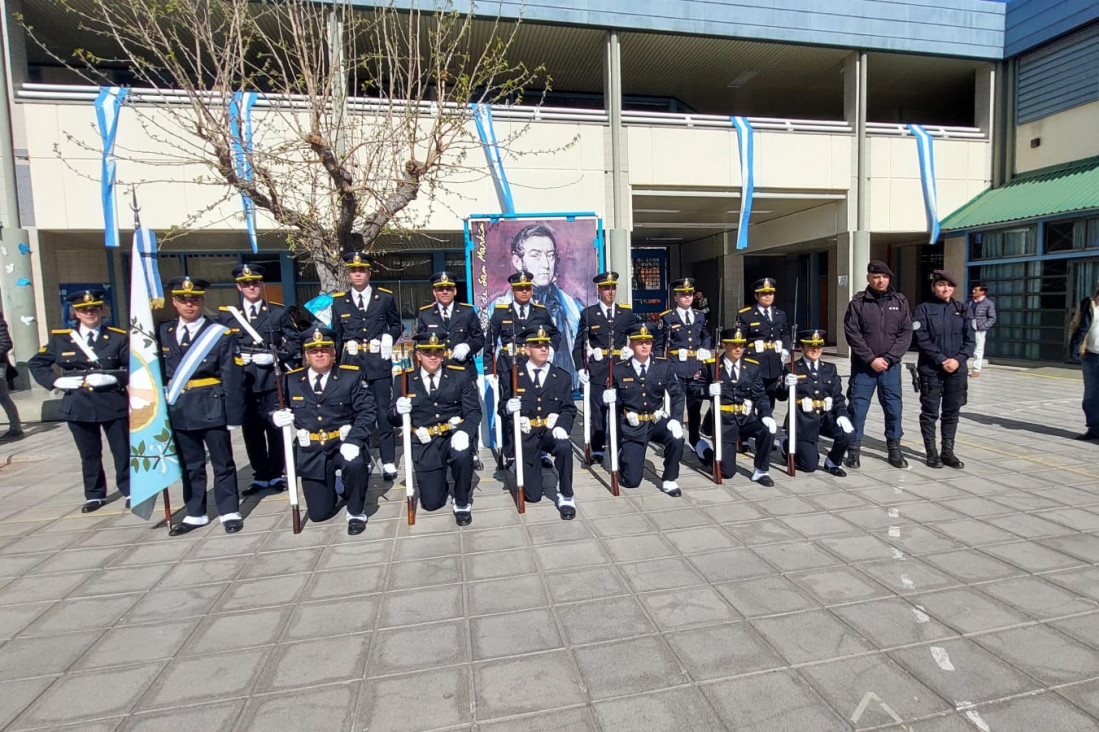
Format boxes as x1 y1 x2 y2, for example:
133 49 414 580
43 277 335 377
692 327 777 485
776 329 853 476
217 264 296 493
391 332 483 525
603 323 686 496
657 278 713 461
330 249 403 481
573 271 638 462
501 325 578 518
29 290 130 512
271 327 375 534
737 277 792 408
416 271 484 379
912 269 974 469
158 276 246 535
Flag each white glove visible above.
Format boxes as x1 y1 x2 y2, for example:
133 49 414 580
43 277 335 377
345 339 360 356
602 388 617 405
448 415 462 427
742 398 753 414
625 411 640 427
415 427 431 444
678 349 688 362
837 416 854 434
780 349 791 365
53 376 85 391
708 382 722 397
762 416 778 434
252 353 274 366
697 348 712 362
296 428 311 446
451 430 470 453
824 397 834 411
506 397 522 414
801 397 815 413
754 340 765 353
451 343 470 362
338 424 352 441
552 427 568 441
241 352 254 365
578 369 590 386
272 409 294 428
546 413 559 429
619 345 633 361
380 334 393 360
396 396 412 415
667 419 683 439
590 347 604 362
484 374 499 390
368 338 381 354
339 443 361 462
784 373 799 387
228 424 241 432
85 373 118 388
520 416 532 434
652 408 668 422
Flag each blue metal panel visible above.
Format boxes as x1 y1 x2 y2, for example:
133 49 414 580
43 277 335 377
1016 22 1099 124
1006 0 1099 57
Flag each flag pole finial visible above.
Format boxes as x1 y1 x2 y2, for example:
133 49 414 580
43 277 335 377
130 186 141 231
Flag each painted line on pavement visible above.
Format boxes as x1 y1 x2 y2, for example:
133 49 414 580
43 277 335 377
931 646 955 671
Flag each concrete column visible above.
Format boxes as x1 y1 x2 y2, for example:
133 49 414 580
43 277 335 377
604 30 631 305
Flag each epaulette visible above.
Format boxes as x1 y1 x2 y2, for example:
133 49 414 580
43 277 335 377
702 358 717 365
339 364 360 371
333 291 346 297
51 328 72 334
446 364 465 370
222 328 234 336
495 303 509 308
218 305 231 311
287 366 305 374
620 304 631 308
378 287 393 294
229 328 241 333
460 302 473 307
659 309 672 316
268 301 283 306
533 303 546 308
739 306 752 313
745 357 759 364
107 327 126 334
419 303 434 310
234 356 245 366
654 356 669 361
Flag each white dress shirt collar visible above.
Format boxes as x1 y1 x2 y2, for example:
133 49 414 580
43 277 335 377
78 324 100 341
351 285 372 306
632 357 650 376
176 316 205 344
420 367 442 388
677 307 692 323
526 361 548 382
307 367 331 391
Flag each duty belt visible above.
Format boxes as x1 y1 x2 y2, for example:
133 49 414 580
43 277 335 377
635 412 658 422
183 377 221 391
758 341 780 350
670 349 698 357
720 404 750 414
808 399 828 408
309 429 341 444
528 417 551 428
415 420 462 436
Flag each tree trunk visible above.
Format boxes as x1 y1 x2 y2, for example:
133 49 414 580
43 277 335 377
317 263 345 295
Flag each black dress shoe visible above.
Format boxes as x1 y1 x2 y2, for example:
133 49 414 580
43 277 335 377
826 465 847 477
241 481 267 496
124 498 131 509
455 511 473 527
753 475 775 488
1074 432 1099 441
540 454 554 470
223 519 244 534
558 504 576 520
347 518 367 535
168 522 202 536
81 499 106 513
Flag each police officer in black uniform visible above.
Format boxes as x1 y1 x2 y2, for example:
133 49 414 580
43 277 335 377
776 329 853 476
501 325 578 519
391 332 483 525
271 327 375 534
658 278 713 462
693 327 777 485
29 290 130 512
912 269 974 469
416 271 484 379
737 277 792 411
158 276 246 536
603 322 686 496
573 271 638 462
330 249 403 481
217 263 296 494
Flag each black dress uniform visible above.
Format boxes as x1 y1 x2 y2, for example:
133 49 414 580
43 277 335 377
572 271 638 458
388 333 483 524
774 330 851 475
216 264 296 490
28 290 129 511
501 325 578 517
736 278 793 406
279 327 375 532
415 271 485 379
608 323 686 494
692 328 775 484
657 278 713 449
158 277 246 534
912 269 975 469
329 251 403 478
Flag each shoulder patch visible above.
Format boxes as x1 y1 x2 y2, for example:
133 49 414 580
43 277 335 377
745 358 759 364
419 303 434 310
339 364 360 371
378 287 393 294
107 326 127 334
739 306 752 313
287 366 305 374
446 364 465 370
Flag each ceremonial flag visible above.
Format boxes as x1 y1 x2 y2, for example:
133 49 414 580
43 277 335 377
907 123 941 245
731 116 755 250
95 87 128 248
229 91 259 253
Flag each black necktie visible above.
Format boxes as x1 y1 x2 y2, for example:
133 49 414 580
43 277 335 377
766 308 772 323
86 331 95 347
357 294 365 311
639 363 647 379
533 368 542 388
441 307 450 325
249 305 258 321
180 327 192 349
313 374 324 395
519 305 527 321
428 374 437 394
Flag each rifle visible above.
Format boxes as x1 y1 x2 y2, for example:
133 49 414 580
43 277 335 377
787 277 800 477
272 345 301 533
607 344 620 496
511 331 526 513
402 366 416 525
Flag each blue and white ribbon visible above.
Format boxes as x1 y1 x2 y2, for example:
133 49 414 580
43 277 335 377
229 91 259 253
134 226 165 306
472 104 516 214
165 325 230 406
95 87 128 248
731 116 754 250
907 123 940 245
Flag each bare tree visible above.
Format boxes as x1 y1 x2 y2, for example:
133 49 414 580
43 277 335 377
25 0 547 291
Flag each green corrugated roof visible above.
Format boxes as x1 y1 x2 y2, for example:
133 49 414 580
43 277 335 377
941 157 1099 232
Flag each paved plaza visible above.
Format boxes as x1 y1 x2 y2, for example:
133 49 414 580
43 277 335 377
1 362 1099 730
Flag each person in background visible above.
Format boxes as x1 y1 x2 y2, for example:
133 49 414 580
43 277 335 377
0 311 22 440
1069 278 1099 441
965 282 997 378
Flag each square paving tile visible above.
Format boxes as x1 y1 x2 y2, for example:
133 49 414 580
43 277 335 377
831 598 958 649
236 684 356 731
716 575 819 617
978 576 1098 619
973 625 1099 685
909 587 1031 634
254 633 371 692
360 666 471 731
973 692 1099 732
14 661 164 728
120 699 244 732
21 593 142 635
665 622 784 680
0 677 65 729
723 519 804 546
378 584 463 628
602 533 677 562
0 630 102 681
983 541 1088 572
467 574 549 616
660 525 740 554
701 670 846 729
686 547 775 583
752 541 842 572
618 556 705 592
556 595 654 645
282 594 378 642
788 566 892 605
543 565 626 604
370 620 467 676
573 636 688 700
751 609 873 665
473 651 585 719
468 547 540 579
138 647 270 710
75 618 200 670
470 608 563 660
593 686 723 730
889 639 1040 704
638 586 740 629
303 566 384 602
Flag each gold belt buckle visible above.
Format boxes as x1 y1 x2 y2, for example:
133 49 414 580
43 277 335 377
638 413 656 422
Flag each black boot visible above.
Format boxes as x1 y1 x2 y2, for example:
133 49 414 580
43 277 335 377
886 439 908 468
843 441 861 469
923 437 943 468
941 439 964 469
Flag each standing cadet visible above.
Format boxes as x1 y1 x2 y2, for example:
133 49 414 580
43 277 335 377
217 264 295 493
416 271 484 378
158 276 246 535
501 325 578 519
330 249 403 481
657 278 713 461
737 277 792 409
29 290 129 512
776 329 853 476
391 332 482 525
693 327 777 486
603 323 685 496
573 271 638 462
912 270 974 469
271 327 375 534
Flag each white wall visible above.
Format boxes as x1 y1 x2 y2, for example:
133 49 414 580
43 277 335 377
1015 100 1099 174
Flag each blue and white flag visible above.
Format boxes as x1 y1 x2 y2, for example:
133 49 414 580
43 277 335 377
128 227 181 519
731 116 755 250
472 103 516 214
229 91 259 253
95 87 128 248
907 123 940 245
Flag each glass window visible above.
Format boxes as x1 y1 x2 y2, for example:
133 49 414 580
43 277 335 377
242 254 283 283
184 255 238 284
970 226 1035 260
1045 220 1076 253
967 259 1067 361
